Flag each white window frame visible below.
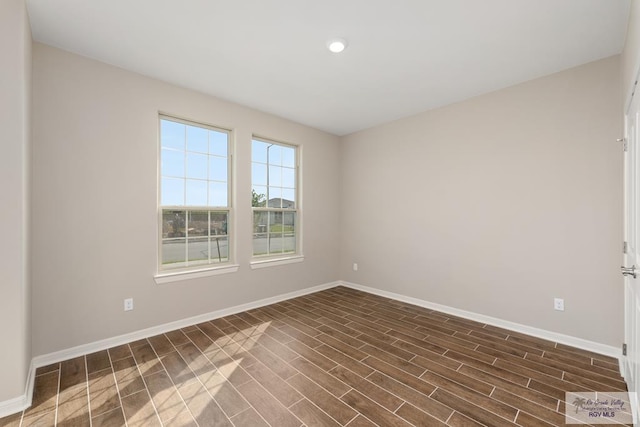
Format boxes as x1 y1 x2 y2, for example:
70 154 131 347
155 114 237 283
250 136 303 268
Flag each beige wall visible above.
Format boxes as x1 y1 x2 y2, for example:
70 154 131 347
623 0 640 104
339 56 623 346
0 0 31 402
31 43 341 356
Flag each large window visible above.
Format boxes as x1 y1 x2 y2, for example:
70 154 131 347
159 116 231 271
251 138 298 258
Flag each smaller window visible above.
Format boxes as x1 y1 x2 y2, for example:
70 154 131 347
251 138 299 258
159 116 232 272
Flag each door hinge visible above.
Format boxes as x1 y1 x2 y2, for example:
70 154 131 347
623 343 627 356
624 241 628 254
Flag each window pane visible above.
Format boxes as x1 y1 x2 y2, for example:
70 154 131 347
252 140 268 163
161 148 185 177
253 211 268 233
162 211 186 267
269 211 283 232
186 152 208 179
210 211 228 235
253 233 267 256
283 234 296 253
187 237 209 263
187 125 208 153
162 177 184 206
208 182 228 207
252 163 267 186
187 211 208 236
162 210 186 237
282 146 295 168
268 144 282 166
282 212 296 253
209 156 227 182
162 238 185 265
161 120 185 150
254 209 269 256
268 187 282 207
211 236 229 262
210 131 228 156
282 167 295 188
186 179 207 205
269 165 282 186
283 211 295 231
282 189 295 207
252 186 267 207
269 233 284 253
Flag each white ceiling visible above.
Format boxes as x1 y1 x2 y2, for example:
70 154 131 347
26 0 631 136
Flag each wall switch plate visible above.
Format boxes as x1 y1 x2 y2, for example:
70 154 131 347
124 298 134 311
353 263 358 271
554 298 564 311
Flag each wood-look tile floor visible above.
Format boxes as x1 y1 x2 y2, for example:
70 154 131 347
0 286 630 427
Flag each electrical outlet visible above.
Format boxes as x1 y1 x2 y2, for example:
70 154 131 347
124 298 134 311
554 298 564 311
353 263 358 271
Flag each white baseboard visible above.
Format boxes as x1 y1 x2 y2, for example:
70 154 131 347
1 279 623 418
338 281 621 360
0 360 34 418
0 395 28 419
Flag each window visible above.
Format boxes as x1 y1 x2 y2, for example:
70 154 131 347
159 116 231 272
251 138 299 258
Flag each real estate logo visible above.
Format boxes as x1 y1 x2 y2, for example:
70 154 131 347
565 392 633 424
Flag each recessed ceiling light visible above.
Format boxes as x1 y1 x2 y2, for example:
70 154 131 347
327 38 347 53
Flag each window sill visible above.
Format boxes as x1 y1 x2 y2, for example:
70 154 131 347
250 255 304 269
154 264 239 284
